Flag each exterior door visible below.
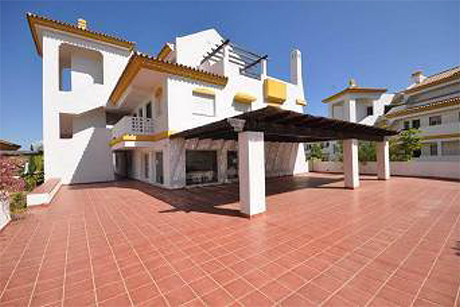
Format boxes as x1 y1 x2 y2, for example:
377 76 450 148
155 152 163 184
143 153 150 180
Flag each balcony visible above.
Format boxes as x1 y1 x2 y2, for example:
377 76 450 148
112 116 155 139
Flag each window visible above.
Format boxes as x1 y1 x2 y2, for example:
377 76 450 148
430 143 438 156
143 153 149 179
429 115 442 126
441 140 460 156
59 114 73 139
412 119 420 129
192 93 215 117
366 106 373 116
138 107 144 118
155 152 163 184
146 102 152 119
403 121 410 130
227 151 238 180
413 149 421 158
186 150 218 185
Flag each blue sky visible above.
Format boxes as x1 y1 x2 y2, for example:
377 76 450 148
1 1 459 148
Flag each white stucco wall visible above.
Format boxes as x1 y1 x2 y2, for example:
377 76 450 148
0 198 10 231
310 160 460 180
41 29 131 184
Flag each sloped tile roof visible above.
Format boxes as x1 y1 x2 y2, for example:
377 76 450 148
405 66 460 94
385 96 460 118
27 13 135 55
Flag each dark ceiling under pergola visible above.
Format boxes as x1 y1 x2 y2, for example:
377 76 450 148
172 106 398 142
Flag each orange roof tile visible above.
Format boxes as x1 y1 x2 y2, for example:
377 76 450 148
27 13 135 56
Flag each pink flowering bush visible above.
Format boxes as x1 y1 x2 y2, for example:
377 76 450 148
0 157 27 216
0 157 26 193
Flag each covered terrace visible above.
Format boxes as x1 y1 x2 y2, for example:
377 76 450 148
172 106 397 217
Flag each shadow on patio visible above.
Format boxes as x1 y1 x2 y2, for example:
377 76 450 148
68 174 344 217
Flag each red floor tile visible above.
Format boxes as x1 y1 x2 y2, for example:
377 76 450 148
0 174 458 307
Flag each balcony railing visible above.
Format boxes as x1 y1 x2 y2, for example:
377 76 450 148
112 116 155 139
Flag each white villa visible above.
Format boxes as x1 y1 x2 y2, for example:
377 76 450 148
27 13 395 216
307 67 460 162
307 79 394 160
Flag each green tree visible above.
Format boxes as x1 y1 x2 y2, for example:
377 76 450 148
358 142 376 162
309 143 323 160
389 128 422 161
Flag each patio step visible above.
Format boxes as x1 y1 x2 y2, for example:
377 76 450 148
27 178 61 206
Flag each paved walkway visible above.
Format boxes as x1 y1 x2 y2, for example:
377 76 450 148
0 173 459 307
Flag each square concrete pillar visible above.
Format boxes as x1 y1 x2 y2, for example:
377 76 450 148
238 131 266 217
343 139 359 189
345 98 357 122
377 139 390 180
164 138 186 189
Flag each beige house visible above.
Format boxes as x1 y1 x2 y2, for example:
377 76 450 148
381 66 460 161
307 66 460 162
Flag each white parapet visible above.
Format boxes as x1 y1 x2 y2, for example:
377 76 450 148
343 139 360 189
238 131 266 216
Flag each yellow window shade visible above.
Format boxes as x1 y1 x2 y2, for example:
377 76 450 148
234 92 257 104
296 99 306 106
193 87 215 97
264 79 286 104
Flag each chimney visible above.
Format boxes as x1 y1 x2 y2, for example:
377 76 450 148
348 78 357 88
290 49 302 86
77 18 87 30
411 70 426 84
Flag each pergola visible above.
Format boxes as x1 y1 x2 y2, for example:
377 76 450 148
172 106 398 217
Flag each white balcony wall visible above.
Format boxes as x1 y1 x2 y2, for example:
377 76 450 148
112 116 156 139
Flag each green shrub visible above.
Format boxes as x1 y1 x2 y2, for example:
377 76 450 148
22 154 44 191
10 192 27 216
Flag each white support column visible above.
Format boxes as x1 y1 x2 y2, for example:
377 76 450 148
345 98 357 122
377 139 390 180
164 138 186 189
343 139 359 189
238 131 266 217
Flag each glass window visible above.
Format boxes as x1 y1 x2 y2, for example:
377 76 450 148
146 102 152 119
227 151 238 180
366 106 373 116
404 121 410 130
430 143 438 156
192 94 215 117
429 115 442 126
412 119 420 129
441 140 460 156
138 107 144 118
155 152 163 184
186 150 218 185
143 153 149 179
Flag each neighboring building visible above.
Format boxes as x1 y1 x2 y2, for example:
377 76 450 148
27 13 308 187
306 79 394 160
381 67 460 161
0 140 21 151
307 66 460 162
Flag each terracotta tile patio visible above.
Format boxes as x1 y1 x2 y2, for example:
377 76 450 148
0 173 459 307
